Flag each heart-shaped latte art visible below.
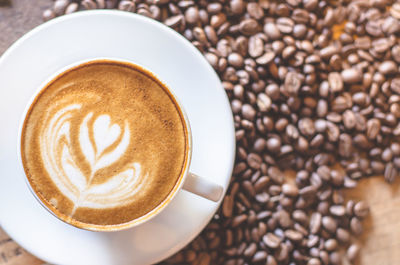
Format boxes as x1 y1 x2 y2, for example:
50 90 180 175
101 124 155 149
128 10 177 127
93 115 121 156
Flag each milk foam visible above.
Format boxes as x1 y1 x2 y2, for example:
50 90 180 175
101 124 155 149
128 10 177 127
40 105 148 210
22 61 188 225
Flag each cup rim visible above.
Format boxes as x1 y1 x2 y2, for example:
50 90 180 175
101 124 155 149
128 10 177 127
17 57 193 232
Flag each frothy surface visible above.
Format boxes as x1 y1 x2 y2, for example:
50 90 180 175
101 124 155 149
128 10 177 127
21 61 188 227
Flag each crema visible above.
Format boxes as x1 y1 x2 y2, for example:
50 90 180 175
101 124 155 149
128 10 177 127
21 60 189 228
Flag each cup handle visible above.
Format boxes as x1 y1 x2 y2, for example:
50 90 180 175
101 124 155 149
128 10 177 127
182 172 224 202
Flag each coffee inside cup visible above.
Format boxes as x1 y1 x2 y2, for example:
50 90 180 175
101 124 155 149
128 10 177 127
20 60 189 229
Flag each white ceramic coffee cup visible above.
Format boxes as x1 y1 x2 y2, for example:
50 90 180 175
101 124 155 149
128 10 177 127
18 58 224 232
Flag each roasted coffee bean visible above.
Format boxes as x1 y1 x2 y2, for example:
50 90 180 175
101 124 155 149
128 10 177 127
326 122 339 142
382 148 393 162
232 214 247 227
286 124 300 139
43 9 56 21
309 212 322 234
276 209 292 228
263 233 281 249
391 143 400 155
94 0 105 9
298 118 315 136
268 167 284 184
347 244 360 261
352 92 368 106
285 229 303 242
367 118 381 139
384 162 397 183
324 238 338 251
391 78 400 94
118 1 136 11
341 68 362 83
256 93 272 112
228 53 244 68
320 45 338 60
255 192 269 203
230 0 245 15
65 3 79 14
282 183 299 197
252 251 267 262
276 17 294 34
354 201 369 218
322 216 337 233
81 0 97 10
239 19 259 36
185 7 199 24
267 138 281 153
379 61 397 75
53 0 69 15
282 46 296 59
164 15 184 28
329 205 346 217
292 210 308 225
336 227 350 243
266 255 278 265
307 235 319 249
248 35 264 58
339 134 352 158
350 217 363 235
299 185 317 198
328 72 343 93
284 72 302 95
243 243 257 257
256 51 275 65
247 3 264 20
222 195 234 218
264 23 281 40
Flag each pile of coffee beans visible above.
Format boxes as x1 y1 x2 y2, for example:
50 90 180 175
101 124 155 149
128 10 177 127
43 0 400 264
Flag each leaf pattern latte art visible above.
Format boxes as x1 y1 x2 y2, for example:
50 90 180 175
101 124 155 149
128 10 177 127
41 104 148 213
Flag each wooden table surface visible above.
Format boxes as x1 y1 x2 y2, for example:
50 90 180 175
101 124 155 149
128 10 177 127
0 1 400 265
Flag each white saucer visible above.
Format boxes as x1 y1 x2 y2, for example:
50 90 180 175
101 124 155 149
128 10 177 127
0 11 235 265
